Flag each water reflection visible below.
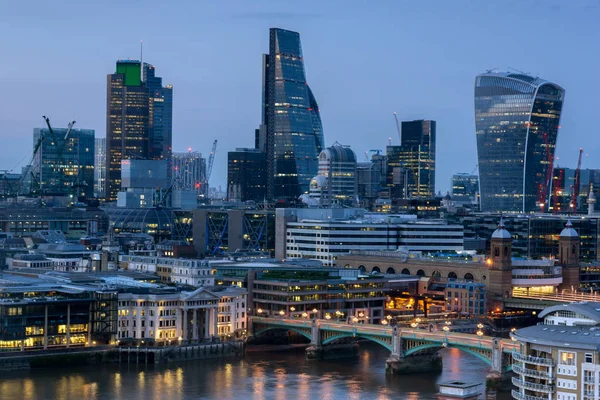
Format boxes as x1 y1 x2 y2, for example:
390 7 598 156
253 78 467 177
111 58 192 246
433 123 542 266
0 345 511 400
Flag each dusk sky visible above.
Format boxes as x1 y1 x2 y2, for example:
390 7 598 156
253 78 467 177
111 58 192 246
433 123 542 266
1 0 598 193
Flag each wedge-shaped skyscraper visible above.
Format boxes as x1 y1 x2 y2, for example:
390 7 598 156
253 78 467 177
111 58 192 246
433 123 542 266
260 28 324 201
474 72 564 213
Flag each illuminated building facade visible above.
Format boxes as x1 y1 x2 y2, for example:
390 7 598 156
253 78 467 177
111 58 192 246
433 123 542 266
94 138 106 198
474 71 565 213
261 28 325 201
32 127 95 198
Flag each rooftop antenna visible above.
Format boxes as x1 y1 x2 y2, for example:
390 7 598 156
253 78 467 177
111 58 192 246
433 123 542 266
140 40 143 82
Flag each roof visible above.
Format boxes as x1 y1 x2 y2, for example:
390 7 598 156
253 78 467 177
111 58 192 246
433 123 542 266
560 219 579 238
491 218 511 239
538 302 600 323
513 324 600 350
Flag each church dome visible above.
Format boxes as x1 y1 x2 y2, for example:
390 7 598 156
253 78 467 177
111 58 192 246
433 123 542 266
560 219 579 238
491 218 511 239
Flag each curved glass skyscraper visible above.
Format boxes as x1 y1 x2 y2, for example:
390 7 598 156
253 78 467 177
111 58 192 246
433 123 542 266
262 28 325 201
474 72 565 213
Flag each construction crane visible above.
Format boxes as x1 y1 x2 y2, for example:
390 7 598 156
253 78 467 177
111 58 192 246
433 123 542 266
393 112 401 142
201 140 217 196
572 148 584 212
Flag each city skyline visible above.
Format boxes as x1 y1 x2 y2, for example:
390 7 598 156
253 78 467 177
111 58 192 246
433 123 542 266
1 1 599 193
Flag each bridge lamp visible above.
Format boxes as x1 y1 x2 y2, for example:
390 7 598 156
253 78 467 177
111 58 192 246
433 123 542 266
279 310 285 316
442 326 450 332
476 330 483 336
290 307 296 312
415 318 421 323
359 312 364 318
381 320 388 325
477 323 484 329
312 308 318 314
257 308 263 315
410 322 418 328
352 317 359 323
325 314 331 320
302 312 308 318
386 315 392 321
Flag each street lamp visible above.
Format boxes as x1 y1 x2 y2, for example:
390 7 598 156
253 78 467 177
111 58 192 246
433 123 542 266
302 312 308 318
352 317 359 324
290 307 296 312
325 314 331 320
178 336 182 345
359 312 364 318
279 310 285 317
386 315 392 321
410 321 418 328
442 326 450 332
381 319 388 325
477 323 484 330
476 330 484 336
257 308 263 316
415 317 421 323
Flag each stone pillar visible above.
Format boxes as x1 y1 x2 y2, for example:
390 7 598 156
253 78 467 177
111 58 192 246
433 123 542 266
183 309 188 343
192 309 198 342
43 304 48 350
66 304 71 348
204 309 210 339
486 338 507 391
310 319 319 345
212 308 218 339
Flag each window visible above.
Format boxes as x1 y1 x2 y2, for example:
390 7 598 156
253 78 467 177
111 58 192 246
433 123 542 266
559 351 575 366
585 353 593 363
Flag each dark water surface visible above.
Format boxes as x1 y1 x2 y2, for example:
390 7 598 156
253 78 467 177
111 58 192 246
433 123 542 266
0 345 511 400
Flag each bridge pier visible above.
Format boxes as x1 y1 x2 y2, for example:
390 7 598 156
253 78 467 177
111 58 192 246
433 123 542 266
385 353 442 374
306 343 359 360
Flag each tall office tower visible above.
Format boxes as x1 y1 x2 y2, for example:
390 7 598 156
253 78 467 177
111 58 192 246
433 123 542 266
144 64 173 169
550 167 600 214
262 28 325 201
94 138 106 198
315 142 357 206
385 120 436 200
475 71 565 213
106 60 172 202
172 151 206 195
227 148 267 203
32 127 95 198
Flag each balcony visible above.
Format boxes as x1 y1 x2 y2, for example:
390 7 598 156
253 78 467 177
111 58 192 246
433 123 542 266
512 351 555 367
512 364 551 380
512 377 554 394
584 376 596 384
511 390 549 400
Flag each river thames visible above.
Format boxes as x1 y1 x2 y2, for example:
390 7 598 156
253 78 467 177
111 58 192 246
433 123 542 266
0 345 511 400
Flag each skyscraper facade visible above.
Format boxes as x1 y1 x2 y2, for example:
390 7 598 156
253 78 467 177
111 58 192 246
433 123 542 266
33 127 95 198
172 151 206 196
262 28 325 201
474 72 565 213
94 138 106 199
105 60 172 202
316 142 357 206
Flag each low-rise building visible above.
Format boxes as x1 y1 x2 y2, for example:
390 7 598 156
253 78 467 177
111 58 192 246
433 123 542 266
512 302 600 400
212 286 248 338
120 255 215 287
444 280 487 317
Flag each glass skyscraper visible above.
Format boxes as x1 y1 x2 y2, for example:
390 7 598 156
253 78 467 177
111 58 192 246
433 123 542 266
94 137 106 198
474 72 565 213
261 28 324 201
106 60 172 202
32 127 95 198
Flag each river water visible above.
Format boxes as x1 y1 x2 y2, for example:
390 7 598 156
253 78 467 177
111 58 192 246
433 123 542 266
0 345 511 400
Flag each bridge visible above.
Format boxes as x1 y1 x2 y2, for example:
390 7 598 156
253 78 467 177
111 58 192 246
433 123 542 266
251 317 517 377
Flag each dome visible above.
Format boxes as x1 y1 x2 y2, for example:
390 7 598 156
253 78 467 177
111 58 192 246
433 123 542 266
491 218 511 239
310 175 328 189
319 142 356 163
560 219 579 238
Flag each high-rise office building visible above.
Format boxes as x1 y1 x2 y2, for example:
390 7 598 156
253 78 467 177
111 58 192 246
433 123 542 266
144 64 173 168
105 60 172 202
94 138 106 198
474 71 565 213
261 28 325 201
227 148 267 203
386 120 436 199
172 151 206 196
32 127 95 198
550 167 600 214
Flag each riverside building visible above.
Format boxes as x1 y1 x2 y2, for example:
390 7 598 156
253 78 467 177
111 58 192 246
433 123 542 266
511 302 600 400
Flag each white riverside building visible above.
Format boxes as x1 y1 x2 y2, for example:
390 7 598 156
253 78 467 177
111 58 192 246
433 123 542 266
511 302 600 400
282 214 463 267
120 256 215 287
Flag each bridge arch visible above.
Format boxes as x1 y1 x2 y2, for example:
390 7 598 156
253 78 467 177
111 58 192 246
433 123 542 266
254 326 312 342
401 268 410 275
404 343 492 366
321 333 392 351
386 267 396 274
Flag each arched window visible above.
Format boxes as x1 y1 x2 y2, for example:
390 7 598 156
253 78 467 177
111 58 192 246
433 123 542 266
448 272 457 279
386 267 396 274
401 268 410 275
358 265 366 274
504 246 509 256
416 269 425 277
464 273 474 281
372 266 381 273
432 271 441 277
572 245 576 255
494 247 499 257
